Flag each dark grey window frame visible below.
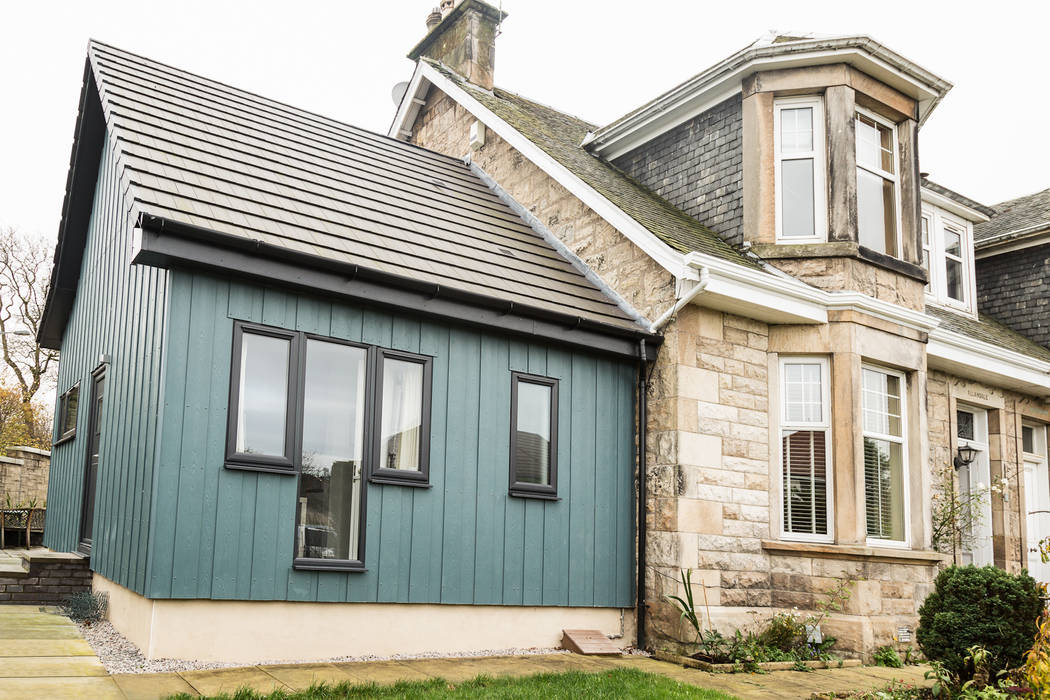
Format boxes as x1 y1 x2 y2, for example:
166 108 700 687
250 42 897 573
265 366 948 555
369 349 433 487
508 371 559 500
54 382 81 446
225 322 300 474
292 333 374 573
224 320 435 573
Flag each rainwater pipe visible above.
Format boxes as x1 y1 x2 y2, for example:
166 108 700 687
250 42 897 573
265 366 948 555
650 265 711 333
636 263 709 652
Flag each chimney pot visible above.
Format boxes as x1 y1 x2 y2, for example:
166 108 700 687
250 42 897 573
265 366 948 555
426 7 442 30
440 0 456 16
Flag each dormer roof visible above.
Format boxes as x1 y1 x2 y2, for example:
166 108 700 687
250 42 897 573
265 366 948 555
584 32 952 160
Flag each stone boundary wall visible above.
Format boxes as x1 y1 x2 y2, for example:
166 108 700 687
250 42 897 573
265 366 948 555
1 446 51 506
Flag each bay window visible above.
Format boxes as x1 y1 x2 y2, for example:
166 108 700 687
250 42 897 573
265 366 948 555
779 357 832 541
861 366 908 545
774 97 827 242
856 110 900 257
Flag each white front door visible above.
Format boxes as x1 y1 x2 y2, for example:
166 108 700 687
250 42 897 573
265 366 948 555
1023 423 1050 583
958 406 993 567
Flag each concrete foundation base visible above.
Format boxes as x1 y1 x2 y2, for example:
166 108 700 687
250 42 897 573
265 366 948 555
92 574 634 662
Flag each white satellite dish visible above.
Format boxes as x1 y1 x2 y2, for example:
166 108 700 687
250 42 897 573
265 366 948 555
391 81 410 107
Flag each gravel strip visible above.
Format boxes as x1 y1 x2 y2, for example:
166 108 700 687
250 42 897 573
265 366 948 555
78 620 636 675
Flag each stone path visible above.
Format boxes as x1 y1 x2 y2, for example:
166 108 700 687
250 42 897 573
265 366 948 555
0 604 931 699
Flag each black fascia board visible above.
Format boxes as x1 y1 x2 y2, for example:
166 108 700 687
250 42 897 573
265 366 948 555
133 214 662 362
38 61 107 350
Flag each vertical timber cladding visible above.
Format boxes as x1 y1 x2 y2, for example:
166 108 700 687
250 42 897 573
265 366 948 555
147 268 636 606
44 134 169 596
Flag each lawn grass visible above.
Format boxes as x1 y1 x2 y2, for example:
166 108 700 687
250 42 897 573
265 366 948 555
169 668 741 700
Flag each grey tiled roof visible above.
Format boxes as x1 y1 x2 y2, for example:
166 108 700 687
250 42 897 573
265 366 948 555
975 188 1050 245
86 41 646 333
425 61 761 270
921 178 996 218
926 304 1050 363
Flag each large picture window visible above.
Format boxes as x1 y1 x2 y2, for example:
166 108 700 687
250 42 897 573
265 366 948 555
225 321 434 571
861 366 908 545
295 338 368 568
774 97 827 243
779 357 832 541
509 372 558 499
856 110 900 257
370 350 432 486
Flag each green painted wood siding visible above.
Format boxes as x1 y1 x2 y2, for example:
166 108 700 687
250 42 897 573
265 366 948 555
147 270 636 607
44 134 169 596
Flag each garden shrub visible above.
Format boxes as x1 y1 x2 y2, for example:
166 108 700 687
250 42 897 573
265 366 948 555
873 645 903 668
60 591 108 624
917 565 1042 679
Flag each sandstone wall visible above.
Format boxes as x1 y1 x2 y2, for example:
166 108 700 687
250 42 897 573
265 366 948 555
0 446 50 506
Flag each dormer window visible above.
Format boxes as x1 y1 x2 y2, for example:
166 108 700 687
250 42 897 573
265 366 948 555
922 204 975 312
855 109 901 257
774 96 827 242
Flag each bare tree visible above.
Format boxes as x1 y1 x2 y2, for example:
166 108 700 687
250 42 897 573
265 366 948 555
0 227 58 406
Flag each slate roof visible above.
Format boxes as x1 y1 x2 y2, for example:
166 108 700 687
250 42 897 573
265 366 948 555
83 41 646 333
926 304 1050 363
974 188 1050 245
425 60 761 270
920 178 996 219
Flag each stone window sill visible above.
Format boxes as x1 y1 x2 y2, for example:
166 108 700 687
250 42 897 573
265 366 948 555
749 242 927 283
761 539 950 566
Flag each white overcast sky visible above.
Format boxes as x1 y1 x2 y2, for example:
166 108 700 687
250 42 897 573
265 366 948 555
2 1 1048 241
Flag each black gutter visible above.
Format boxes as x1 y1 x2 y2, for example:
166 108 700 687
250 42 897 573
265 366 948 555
135 214 663 362
636 337 649 651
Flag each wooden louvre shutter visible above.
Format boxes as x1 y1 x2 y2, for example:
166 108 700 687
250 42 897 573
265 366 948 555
782 429 828 535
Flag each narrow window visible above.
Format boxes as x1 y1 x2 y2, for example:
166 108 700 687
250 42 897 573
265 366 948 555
55 384 80 444
920 213 932 292
861 366 908 544
780 358 832 541
225 323 298 472
942 222 967 303
509 372 558 499
856 111 900 257
775 97 827 242
295 338 368 568
370 350 433 486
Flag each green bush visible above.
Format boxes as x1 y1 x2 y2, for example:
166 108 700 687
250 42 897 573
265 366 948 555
917 565 1042 680
60 591 108 624
873 645 903 668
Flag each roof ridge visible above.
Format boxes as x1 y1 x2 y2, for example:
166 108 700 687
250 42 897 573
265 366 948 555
85 40 474 169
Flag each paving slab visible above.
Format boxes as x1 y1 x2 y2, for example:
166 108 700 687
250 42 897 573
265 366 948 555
0 624 82 639
0 639 95 657
258 662 356 690
178 667 291 696
111 672 201 700
333 659 435 684
0 676 124 700
512 653 609 673
0 655 107 678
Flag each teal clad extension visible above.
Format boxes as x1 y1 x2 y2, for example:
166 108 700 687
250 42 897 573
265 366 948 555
39 38 655 657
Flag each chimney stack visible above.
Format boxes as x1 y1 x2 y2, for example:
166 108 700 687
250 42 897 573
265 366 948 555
409 0 506 91
425 7 442 30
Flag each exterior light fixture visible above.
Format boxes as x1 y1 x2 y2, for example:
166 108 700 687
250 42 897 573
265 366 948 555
954 444 978 470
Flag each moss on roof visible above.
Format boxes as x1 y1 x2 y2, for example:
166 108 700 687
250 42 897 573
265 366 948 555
927 304 1050 363
426 60 761 271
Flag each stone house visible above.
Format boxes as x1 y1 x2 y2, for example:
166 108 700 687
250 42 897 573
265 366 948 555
391 2 1050 655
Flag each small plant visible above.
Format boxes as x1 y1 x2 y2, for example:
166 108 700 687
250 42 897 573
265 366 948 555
60 591 108 624
664 568 707 643
873 645 903 668
791 659 810 672
1022 612 1050 697
917 565 1041 681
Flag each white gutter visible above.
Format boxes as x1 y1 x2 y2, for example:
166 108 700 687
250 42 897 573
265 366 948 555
651 266 710 332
